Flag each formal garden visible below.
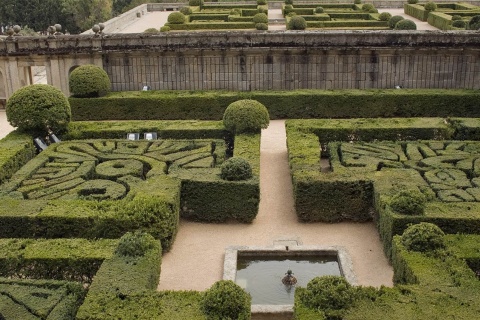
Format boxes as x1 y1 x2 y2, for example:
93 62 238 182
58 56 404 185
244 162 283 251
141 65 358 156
2 46 480 319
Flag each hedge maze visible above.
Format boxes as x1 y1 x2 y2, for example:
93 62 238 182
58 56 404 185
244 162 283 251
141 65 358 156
404 2 480 29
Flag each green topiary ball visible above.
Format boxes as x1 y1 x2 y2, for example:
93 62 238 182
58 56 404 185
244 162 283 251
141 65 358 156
115 231 157 257
223 99 269 133
144 27 159 33
179 6 193 15
287 16 307 30
255 22 268 30
390 189 425 215
201 280 251 320
468 15 480 30
378 12 392 21
424 1 437 11
354 0 362 4
188 0 203 6
362 3 375 12
407 0 418 4
69 64 111 98
284 4 293 10
168 12 186 24
257 0 267 5
6 84 71 135
452 19 466 28
253 13 268 24
301 276 355 318
221 157 253 181
388 15 404 28
285 0 293 5
401 222 445 252
395 19 417 30
315 6 324 13
160 26 171 32
451 15 462 21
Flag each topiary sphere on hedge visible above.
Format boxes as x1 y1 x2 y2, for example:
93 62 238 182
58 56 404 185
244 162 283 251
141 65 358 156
168 12 186 24
6 84 71 135
424 1 437 11
362 3 375 12
390 189 426 215
408 0 418 4
69 64 111 98
179 6 193 15
301 276 356 316
315 6 324 13
378 12 392 21
452 20 466 28
287 16 307 30
395 19 417 30
256 22 268 30
115 231 157 257
201 280 251 320
257 0 267 5
401 222 445 252
354 0 362 4
221 157 253 181
285 0 294 5
160 26 171 32
144 27 159 33
388 15 404 28
253 13 268 24
451 15 462 21
468 15 480 30
188 0 203 6
223 99 269 133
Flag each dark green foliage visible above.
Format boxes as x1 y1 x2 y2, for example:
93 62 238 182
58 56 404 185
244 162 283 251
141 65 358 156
285 0 293 4
180 6 193 15
468 15 480 30
257 0 267 5
189 0 203 6
160 26 171 32
252 13 268 24
300 276 356 319
362 3 374 12
288 16 307 30
354 0 361 3
451 15 462 21
395 19 417 30
144 28 159 33
168 12 186 24
285 4 293 10
424 1 437 11
316 6 324 13
452 19 466 28
401 222 445 252
255 22 268 30
201 280 251 320
0 132 35 184
223 99 269 134
390 189 426 215
379 12 392 21
388 15 404 28
221 157 252 181
6 84 71 135
69 65 111 98
408 0 418 3
115 231 157 257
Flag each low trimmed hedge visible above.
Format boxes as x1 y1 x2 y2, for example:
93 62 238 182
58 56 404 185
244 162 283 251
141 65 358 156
404 3 431 21
0 132 35 184
307 20 387 28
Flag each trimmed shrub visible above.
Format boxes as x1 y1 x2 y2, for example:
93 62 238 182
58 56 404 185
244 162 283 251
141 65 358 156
256 22 268 30
287 16 307 30
221 157 253 181
452 20 466 28
369 8 378 13
189 0 203 6
223 99 270 134
390 189 426 215
362 4 375 12
284 4 293 10
379 12 392 21
179 6 193 15
160 26 171 32
253 13 268 24
315 7 324 13
168 12 186 24
424 2 437 11
401 222 445 252
300 276 356 319
354 0 362 4
285 0 293 5
69 64 111 98
115 231 157 257
451 15 462 21
468 15 480 30
408 0 418 3
6 84 71 135
257 0 267 5
388 15 405 28
395 19 417 30
258 7 268 14
201 280 251 320
144 27 159 33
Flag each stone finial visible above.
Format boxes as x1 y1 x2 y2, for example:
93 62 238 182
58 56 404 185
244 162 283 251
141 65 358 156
92 24 101 36
13 25 22 36
47 26 56 38
99 23 105 34
6 27 15 39
54 24 63 35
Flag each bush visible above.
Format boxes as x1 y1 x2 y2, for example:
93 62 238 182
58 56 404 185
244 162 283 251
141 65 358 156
253 13 268 24
315 6 324 13
379 12 392 21
230 8 241 15
257 0 267 5
258 7 268 14
69 64 111 98
223 99 269 133
168 12 186 24
201 280 251 320
390 189 426 215
189 0 203 6
451 15 462 21
144 27 159 33
160 26 171 32
287 16 307 30
408 0 418 3
395 19 417 30
401 222 445 252
452 20 466 28
179 6 193 15
369 8 378 13
6 84 71 135
285 5 293 10
255 22 268 30
221 157 253 181
362 4 375 12
285 0 293 4
301 276 356 318
468 15 480 30
354 0 361 4
115 231 157 257
388 15 404 28
424 2 437 11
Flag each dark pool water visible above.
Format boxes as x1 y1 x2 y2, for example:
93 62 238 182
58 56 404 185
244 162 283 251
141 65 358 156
236 255 342 305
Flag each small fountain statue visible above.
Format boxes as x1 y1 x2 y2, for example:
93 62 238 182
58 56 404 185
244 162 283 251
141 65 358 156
282 269 297 286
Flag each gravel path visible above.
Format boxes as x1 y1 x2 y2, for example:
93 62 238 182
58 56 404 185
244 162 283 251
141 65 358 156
158 120 393 291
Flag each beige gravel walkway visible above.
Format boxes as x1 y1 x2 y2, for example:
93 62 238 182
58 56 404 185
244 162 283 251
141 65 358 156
0 111 14 139
158 120 393 292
